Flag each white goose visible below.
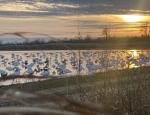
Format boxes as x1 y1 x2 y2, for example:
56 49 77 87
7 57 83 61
24 67 34 75
10 67 21 76
40 68 50 76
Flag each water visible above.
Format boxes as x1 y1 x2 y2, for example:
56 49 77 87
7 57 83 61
0 50 150 86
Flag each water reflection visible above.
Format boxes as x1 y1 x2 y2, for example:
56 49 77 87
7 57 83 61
0 50 150 85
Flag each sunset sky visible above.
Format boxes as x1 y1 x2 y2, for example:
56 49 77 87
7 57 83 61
0 0 150 43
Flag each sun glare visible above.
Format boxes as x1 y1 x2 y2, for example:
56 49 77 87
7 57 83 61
120 15 145 22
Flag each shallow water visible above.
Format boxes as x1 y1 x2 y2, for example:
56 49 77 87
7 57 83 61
0 50 150 85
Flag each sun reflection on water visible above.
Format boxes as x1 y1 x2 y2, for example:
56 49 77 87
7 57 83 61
132 50 137 57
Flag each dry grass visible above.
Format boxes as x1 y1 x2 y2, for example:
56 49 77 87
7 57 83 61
0 88 125 115
74 67 150 115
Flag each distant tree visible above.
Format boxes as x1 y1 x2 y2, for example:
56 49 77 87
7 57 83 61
101 28 111 39
23 40 29 45
63 37 68 41
40 39 45 44
57 39 59 43
47 39 52 43
140 21 150 37
85 34 92 42
75 32 82 41
85 34 92 40
36 39 41 44
15 41 17 45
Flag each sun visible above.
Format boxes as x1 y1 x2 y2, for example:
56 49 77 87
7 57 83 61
119 15 145 22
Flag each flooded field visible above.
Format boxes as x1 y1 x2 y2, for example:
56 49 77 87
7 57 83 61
0 50 150 85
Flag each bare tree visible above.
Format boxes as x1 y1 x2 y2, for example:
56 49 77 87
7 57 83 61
140 21 150 37
75 31 82 41
101 28 111 39
85 33 92 40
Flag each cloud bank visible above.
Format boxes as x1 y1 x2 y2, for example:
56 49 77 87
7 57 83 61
0 0 150 17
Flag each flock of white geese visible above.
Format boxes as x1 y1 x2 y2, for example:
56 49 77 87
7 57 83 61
0 50 150 78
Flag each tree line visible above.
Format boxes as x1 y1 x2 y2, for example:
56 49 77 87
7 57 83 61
0 21 150 46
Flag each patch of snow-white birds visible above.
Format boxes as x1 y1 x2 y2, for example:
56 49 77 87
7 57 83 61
0 50 149 79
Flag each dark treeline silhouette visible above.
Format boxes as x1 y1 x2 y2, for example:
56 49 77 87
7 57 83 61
0 35 150 50
2 36 150 45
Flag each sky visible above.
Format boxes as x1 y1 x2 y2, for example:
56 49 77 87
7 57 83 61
0 0 150 43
